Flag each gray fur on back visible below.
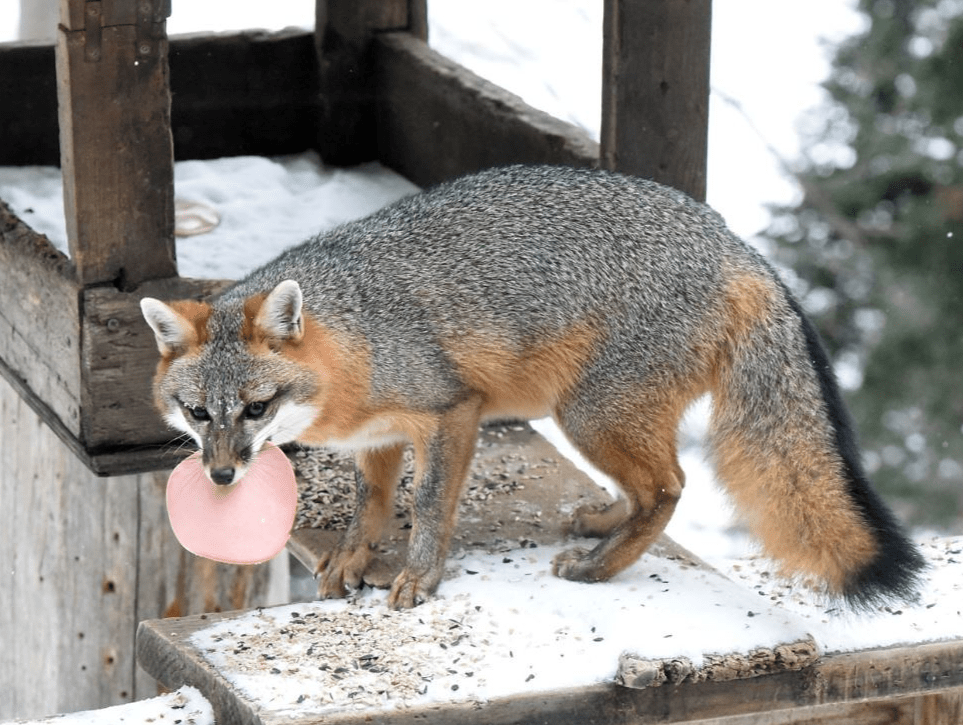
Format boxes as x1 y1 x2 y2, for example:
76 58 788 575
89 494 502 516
219 165 779 407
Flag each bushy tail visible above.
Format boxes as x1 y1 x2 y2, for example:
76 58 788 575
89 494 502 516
708 284 925 609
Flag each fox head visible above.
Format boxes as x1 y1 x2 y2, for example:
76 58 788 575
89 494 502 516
140 280 320 485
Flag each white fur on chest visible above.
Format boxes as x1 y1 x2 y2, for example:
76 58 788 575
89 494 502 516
323 416 412 452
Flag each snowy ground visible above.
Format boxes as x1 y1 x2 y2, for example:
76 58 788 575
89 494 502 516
166 535 963 720
0 687 213 725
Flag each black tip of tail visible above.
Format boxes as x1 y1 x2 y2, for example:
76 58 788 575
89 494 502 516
840 500 927 611
785 294 927 610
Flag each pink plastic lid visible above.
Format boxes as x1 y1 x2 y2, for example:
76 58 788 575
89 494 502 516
166 443 297 565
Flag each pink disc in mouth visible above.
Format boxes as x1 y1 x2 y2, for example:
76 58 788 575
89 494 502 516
166 443 297 565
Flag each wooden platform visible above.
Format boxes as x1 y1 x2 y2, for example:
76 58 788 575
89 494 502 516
137 425 963 724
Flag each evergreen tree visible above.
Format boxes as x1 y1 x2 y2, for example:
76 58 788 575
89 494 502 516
766 0 963 528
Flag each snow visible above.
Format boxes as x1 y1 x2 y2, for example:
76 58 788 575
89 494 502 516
719 536 963 654
188 545 812 717
0 686 213 725
0 155 419 280
180 535 962 720
170 155 419 280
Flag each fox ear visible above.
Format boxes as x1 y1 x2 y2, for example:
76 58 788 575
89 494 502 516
140 297 208 356
255 279 304 344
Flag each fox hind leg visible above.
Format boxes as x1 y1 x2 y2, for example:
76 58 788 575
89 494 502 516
553 392 689 583
317 443 405 598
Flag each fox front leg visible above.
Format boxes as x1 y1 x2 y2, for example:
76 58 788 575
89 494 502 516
316 444 404 598
387 398 481 609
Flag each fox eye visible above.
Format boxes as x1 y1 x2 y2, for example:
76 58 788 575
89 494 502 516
188 406 210 422
244 401 267 419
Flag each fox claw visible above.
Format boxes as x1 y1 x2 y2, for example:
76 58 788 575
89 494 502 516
315 547 370 599
552 546 602 582
386 569 437 609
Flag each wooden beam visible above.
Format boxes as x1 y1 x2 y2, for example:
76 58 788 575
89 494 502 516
80 276 230 457
0 39 60 166
168 29 323 160
313 0 416 165
374 32 599 188
0 29 328 166
601 0 712 201
56 0 177 287
0 198 81 438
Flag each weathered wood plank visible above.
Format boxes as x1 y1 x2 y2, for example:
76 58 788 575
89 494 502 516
0 29 327 166
56 0 176 287
373 32 600 188
0 197 81 437
0 39 60 165
1 377 139 719
914 689 963 725
684 688 963 724
80 276 230 454
684 698 911 724
137 610 963 725
0 374 286 720
601 0 711 201
6 20 600 182
313 0 414 165
168 28 323 160
137 613 266 725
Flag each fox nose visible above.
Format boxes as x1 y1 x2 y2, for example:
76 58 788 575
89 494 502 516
210 467 236 485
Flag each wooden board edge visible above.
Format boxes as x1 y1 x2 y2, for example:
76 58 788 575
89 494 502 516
137 602 963 725
0 196 82 437
373 31 600 188
617 637 821 690
137 616 266 725
80 277 231 452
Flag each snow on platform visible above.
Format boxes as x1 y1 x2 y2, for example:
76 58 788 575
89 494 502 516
137 424 963 724
0 687 213 725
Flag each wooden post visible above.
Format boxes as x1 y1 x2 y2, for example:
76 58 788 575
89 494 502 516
601 0 712 202
56 0 177 288
314 0 425 165
0 375 287 720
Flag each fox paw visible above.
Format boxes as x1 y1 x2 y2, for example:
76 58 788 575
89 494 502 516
569 499 629 538
552 546 603 582
386 569 439 609
315 546 372 599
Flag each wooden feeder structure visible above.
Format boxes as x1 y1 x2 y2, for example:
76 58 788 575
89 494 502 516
0 0 711 715
4 0 960 722
0 0 710 478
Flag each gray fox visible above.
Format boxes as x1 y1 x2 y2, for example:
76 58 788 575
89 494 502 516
141 164 925 609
